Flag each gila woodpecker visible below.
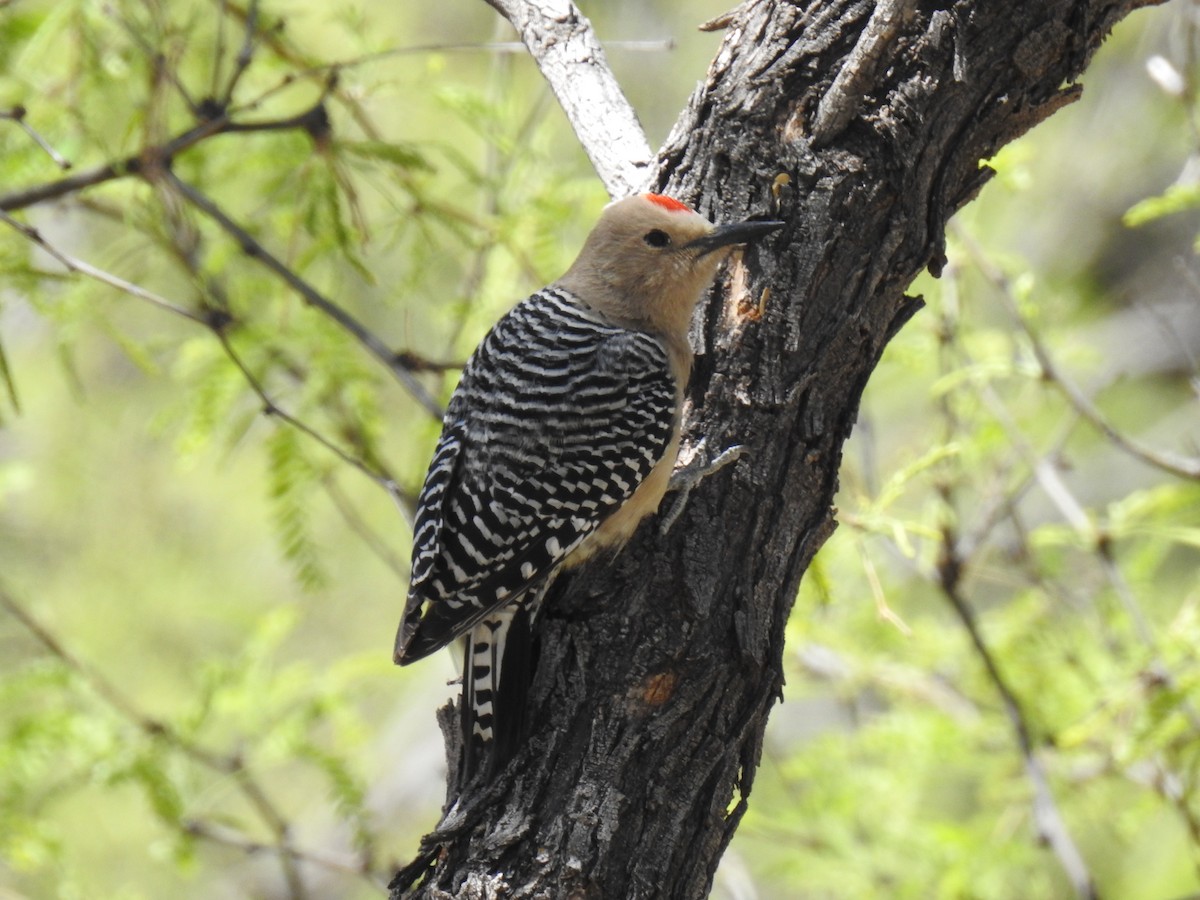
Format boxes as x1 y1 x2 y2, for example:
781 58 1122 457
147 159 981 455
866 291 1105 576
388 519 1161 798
394 193 782 779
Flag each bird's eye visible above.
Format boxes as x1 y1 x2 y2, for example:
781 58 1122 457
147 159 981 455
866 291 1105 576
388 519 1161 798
643 229 671 248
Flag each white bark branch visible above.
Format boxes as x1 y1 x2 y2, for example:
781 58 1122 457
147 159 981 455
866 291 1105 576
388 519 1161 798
482 0 654 198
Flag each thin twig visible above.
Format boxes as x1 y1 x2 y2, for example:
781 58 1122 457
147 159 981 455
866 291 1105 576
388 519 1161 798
212 0 230 101
225 760 309 900
182 819 385 887
0 582 310 897
953 223 1200 480
0 582 165 730
857 541 912 634
1 209 409 511
254 39 678 86
323 475 415 570
1094 540 1200 733
936 533 1098 899
215 331 404 491
106 1 202 117
2 105 72 169
145 181 415 512
221 0 261 106
2 110 223 212
976 380 1094 535
0 98 334 213
0 211 207 323
0 331 18 413
973 370 1200 735
161 170 442 418
930 271 1095 896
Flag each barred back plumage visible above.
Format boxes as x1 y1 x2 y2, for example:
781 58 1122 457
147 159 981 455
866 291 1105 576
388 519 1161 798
397 287 677 663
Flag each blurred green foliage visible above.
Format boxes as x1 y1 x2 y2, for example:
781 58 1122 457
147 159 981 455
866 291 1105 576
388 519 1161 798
1 1 1198 899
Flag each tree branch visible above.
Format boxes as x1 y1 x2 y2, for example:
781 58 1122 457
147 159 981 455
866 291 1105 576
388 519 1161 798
954 223 1200 480
160 170 443 419
0 210 412 515
1 104 72 170
0 582 315 897
936 527 1097 898
1 113 228 212
0 211 207 323
482 0 654 197
2 83 446 412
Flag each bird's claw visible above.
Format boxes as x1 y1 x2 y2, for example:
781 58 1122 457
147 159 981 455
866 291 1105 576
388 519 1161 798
660 441 746 533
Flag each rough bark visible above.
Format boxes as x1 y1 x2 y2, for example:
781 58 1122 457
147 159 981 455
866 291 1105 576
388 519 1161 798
391 1 1165 897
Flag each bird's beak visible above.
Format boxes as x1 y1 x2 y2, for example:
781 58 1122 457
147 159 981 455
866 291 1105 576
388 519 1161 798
687 218 785 257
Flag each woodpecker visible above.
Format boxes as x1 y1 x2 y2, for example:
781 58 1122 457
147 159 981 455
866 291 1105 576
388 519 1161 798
394 193 782 779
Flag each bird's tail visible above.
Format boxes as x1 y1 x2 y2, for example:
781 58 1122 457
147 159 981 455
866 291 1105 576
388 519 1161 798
461 604 532 782
458 574 569 783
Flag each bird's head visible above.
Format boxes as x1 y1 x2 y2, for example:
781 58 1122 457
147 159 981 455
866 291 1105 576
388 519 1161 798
557 193 783 339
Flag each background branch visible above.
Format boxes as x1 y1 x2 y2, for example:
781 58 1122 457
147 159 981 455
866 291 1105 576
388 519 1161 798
0 210 411 514
160 171 443 418
482 0 654 197
937 527 1097 898
954 223 1200 480
0 583 361 898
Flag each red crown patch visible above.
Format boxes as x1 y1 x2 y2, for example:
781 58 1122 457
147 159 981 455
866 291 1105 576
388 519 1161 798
645 193 693 213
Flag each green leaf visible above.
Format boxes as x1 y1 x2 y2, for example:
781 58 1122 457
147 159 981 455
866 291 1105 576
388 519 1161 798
266 427 327 592
337 139 433 172
0 328 19 415
1123 182 1200 227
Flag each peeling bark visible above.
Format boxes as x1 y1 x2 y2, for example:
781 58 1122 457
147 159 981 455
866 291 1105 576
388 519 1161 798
391 1 1165 897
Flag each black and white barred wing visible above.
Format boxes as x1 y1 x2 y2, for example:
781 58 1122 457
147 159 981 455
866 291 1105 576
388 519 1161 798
394 288 676 664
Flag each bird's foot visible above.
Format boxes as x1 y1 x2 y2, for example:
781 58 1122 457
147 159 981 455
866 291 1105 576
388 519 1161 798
660 440 745 533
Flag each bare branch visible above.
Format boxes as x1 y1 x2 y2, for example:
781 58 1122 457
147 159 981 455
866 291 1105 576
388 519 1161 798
323 475 415 571
953 223 1200 480
0 581 164 731
0 331 17 414
936 532 1098 900
162 171 443 419
212 0 231 101
3 90 448 436
0 211 208 323
481 0 654 198
1 106 256 212
1 210 409 510
2 104 72 169
0 581 310 897
221 0 262 106
214 330 407 503
1 97 332 213
182 819 385 888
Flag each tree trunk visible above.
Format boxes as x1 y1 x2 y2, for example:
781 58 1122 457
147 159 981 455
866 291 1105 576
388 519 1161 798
391 1 1164 897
